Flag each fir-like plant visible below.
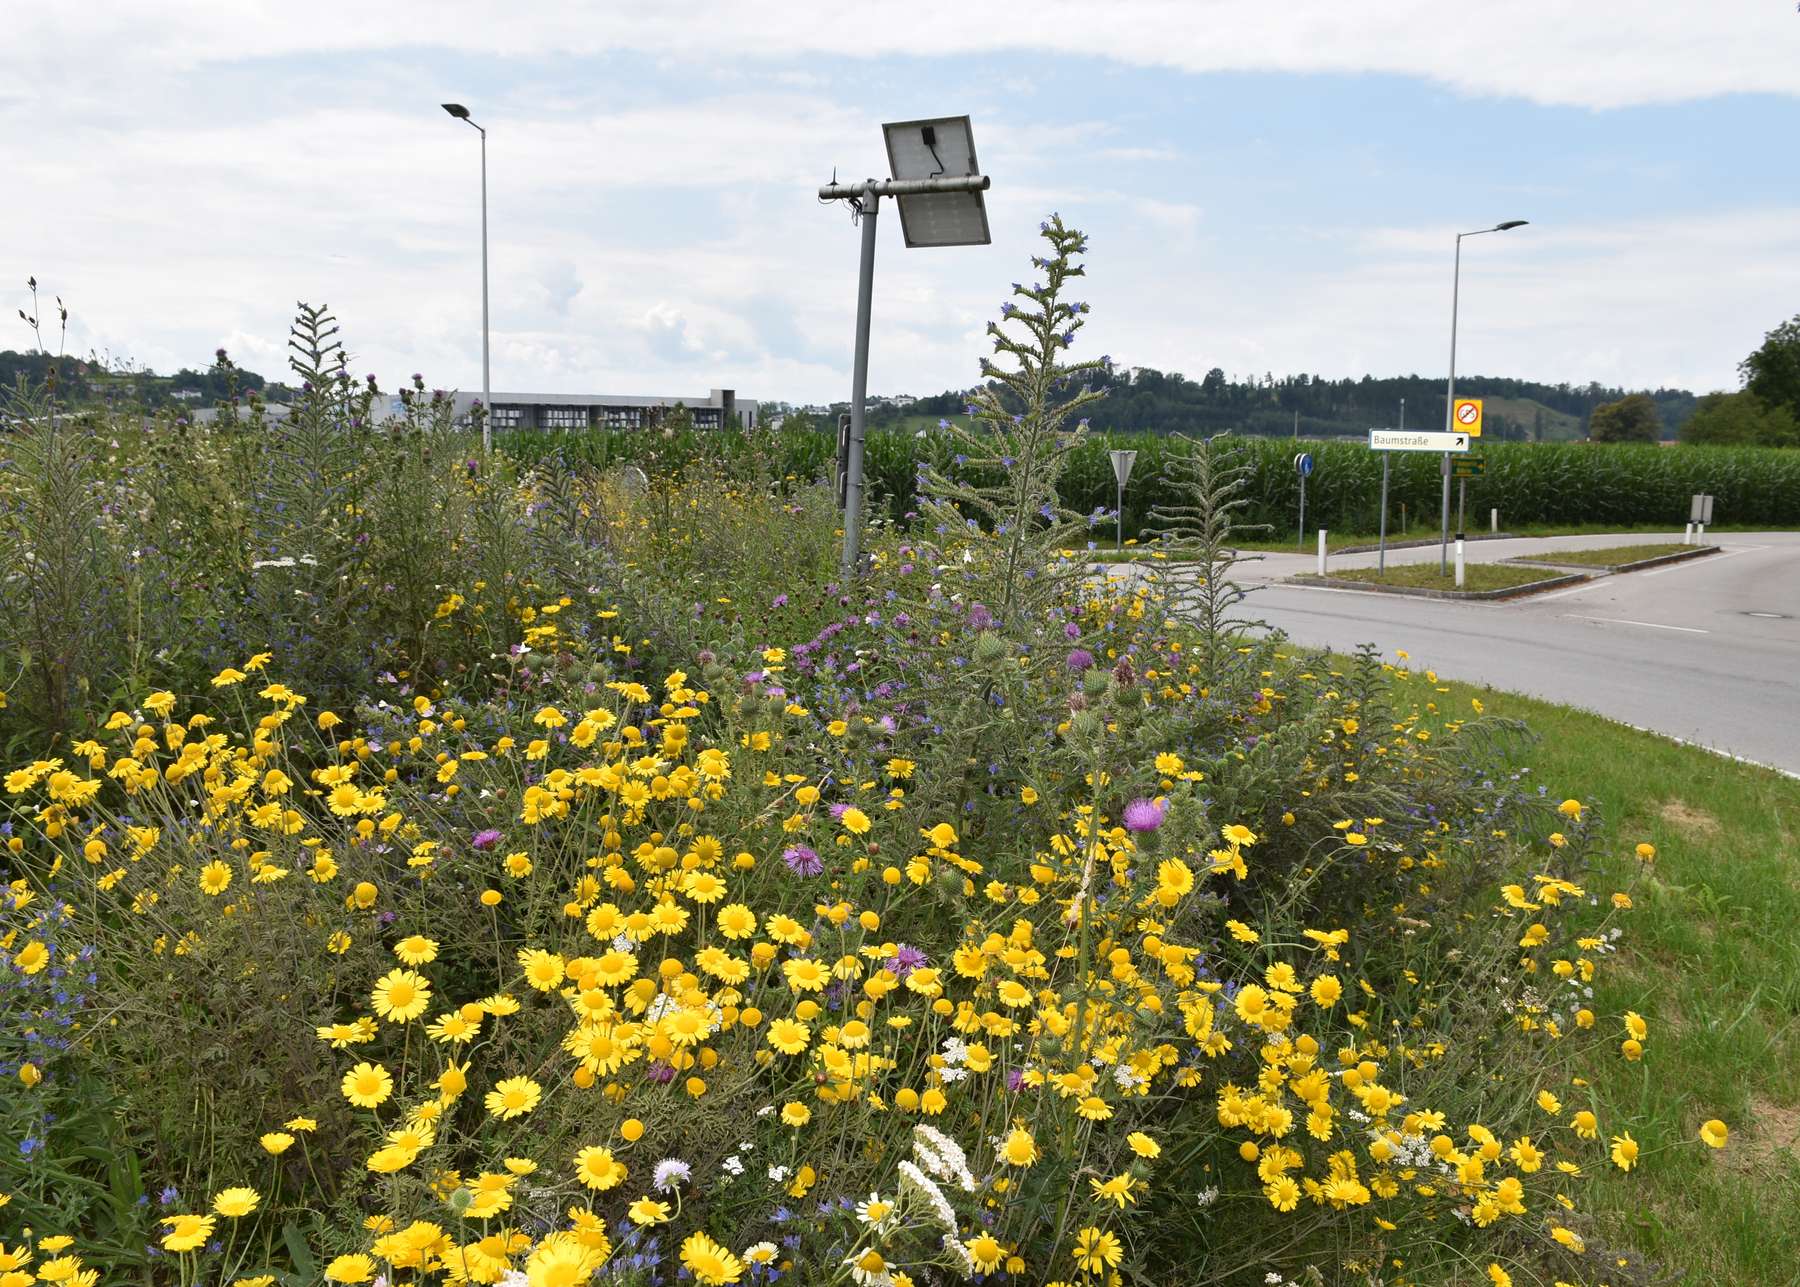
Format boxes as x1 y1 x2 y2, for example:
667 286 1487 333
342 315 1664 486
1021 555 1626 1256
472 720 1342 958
1144 430 1269 676
910 214 1109 628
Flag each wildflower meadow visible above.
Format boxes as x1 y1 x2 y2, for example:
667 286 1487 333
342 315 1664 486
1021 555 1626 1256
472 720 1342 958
0 220 1726 1286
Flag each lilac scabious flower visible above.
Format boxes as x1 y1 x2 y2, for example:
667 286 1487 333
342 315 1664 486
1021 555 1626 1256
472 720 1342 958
471 828 503 850
1122 798 1167 833
652 1158 692 1192
1066 649 1095 672
783 844 823 877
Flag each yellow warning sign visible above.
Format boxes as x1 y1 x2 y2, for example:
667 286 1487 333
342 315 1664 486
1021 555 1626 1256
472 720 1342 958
1453 398 1483 438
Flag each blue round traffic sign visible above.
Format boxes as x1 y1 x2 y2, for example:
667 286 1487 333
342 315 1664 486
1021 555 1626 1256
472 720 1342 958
1294 452 1314 478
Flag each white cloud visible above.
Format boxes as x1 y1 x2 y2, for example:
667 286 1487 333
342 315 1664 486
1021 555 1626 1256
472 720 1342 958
4 4 1796 406
8 1 1798 111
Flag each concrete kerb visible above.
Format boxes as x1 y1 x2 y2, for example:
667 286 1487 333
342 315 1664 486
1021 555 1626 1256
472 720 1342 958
1501 545 1721 576
1329 532 1519 557
1285 571 1590 602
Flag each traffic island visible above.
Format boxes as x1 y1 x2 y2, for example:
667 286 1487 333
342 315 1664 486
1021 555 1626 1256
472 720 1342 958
1289 562 1588 600
1502 543 1720 575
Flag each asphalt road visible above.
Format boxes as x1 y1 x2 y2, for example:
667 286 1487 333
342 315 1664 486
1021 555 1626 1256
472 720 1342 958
1114 532 1800 775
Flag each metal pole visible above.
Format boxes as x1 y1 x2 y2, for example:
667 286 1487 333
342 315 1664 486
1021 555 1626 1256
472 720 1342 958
1297 473 1306 549
479 124 491 455
1116 478 1124 551
839 186 880 581
1442 233 1461 575
1378 453 1390 576
1458 477 1466 538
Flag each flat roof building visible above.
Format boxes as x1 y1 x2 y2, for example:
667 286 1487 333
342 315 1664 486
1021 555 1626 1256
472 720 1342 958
445 388 757 432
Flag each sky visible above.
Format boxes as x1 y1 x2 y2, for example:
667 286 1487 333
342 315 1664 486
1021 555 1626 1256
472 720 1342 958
6 2 1800 406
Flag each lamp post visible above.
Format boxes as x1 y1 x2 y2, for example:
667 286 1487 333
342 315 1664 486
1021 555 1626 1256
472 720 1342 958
1441 219 1527 573
442 103 492 453
819 117 993 581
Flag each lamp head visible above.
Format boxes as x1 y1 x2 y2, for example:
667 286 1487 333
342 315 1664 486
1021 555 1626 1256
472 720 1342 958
441 103 470 120
1495 219 1528 231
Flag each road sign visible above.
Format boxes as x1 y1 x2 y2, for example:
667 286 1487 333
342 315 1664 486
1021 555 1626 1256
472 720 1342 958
1294 451 1314 478
1109 449 1138 488
1689 493 1713 524
1453 397 1484 437
1369 429 1471 453
1452 454 1486 479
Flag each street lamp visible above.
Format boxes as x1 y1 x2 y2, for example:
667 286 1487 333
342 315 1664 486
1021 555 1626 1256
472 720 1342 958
442 102 492 453
1440 219 1527 572
819 115 993 581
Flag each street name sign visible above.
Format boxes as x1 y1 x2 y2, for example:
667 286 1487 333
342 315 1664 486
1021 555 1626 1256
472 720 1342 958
1369 429 1471 453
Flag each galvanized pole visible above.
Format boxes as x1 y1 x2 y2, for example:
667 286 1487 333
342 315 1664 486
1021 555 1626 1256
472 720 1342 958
1296 471 1306 549
1378 453 1390 576
1115 476 1124 550
479 123 491 455
1458 476 1466 538
1442 232 1461 576
839 184 880 581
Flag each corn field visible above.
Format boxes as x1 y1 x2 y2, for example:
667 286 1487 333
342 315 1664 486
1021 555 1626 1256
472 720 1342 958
501 428 1800 536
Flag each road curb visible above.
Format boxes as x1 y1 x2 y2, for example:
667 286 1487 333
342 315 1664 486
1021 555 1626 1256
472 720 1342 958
1285 571 1590 601
1502 545 1720 575
1329 532 1519 556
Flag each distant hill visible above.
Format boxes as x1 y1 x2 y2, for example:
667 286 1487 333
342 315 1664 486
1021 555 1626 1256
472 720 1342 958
0 350 293 410
856 367 1698 442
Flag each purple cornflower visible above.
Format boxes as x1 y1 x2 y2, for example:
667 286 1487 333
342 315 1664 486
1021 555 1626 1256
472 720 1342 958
782 845 823 877
471 828 503 850
1123 798 1167 833
887 944 927 978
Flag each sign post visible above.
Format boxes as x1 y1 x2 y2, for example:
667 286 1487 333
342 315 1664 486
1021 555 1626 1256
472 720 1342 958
1371 430 1471 576
1443 398 1483 572
1377 452 1390 576
1689 493 1714 543
1110 449 1137 551
1294 451 1314 548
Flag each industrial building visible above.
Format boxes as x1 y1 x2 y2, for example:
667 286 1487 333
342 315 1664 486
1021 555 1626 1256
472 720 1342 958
445 388 756 431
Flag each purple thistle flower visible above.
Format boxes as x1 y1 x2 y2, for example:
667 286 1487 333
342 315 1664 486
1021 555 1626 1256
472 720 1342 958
783 845 823 877
471 828 503 850
1067 649 1095 671
1123 798 1167 833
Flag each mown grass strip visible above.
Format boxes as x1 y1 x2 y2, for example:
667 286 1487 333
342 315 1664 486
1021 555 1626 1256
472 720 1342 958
1507 543 1694 569
1308 562 1564 593
1389 668 1800 1286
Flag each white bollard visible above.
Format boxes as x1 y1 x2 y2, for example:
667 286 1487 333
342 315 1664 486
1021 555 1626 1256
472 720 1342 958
1683 522 1694 545
1317 529 1328 577
1697 523 1706 543
1454 536 1465 589
1490 508 1498 533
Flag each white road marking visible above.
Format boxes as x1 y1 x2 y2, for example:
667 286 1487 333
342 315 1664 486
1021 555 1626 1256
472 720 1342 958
1563 615 1708 634
1611 722 1800 782
1534 578 1607 602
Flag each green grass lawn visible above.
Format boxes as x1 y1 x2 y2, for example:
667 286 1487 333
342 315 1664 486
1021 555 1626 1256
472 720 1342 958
1508 542 1695 568
1307 561 1570 592
1387 668 1800 1285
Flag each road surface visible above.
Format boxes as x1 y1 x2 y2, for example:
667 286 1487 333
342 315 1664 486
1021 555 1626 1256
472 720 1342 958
1109 532 1800 776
